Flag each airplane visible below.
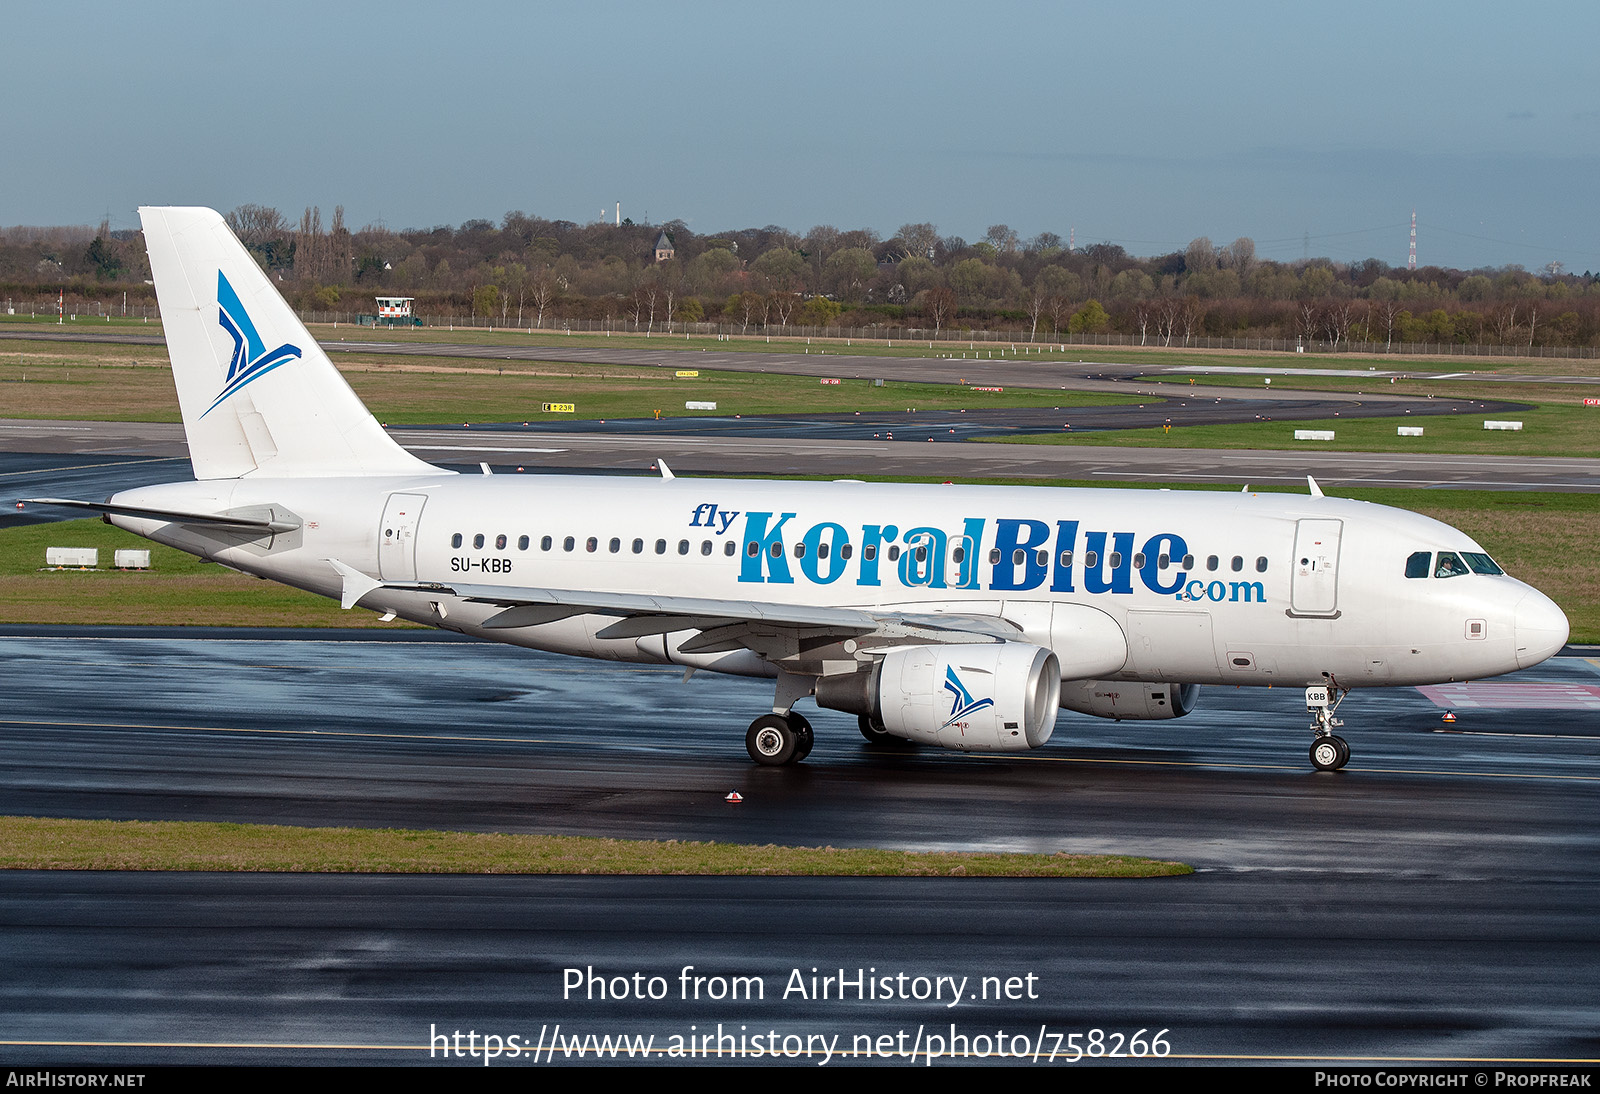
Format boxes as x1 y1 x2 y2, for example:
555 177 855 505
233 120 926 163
27 207 1570 772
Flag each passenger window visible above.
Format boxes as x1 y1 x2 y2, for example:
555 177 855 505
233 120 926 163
887 545 900 561
768 542 782 558
540 535 552 551
1405 551 1431 578
1182 554 1194 569
840 544 853 560
701 540 712 556
563 536 575 552
1435 551 1468 578
1012 548 1025 566
633 538 644 554
951 545 964 563
1034 549 1048 567
793 542 807 559
496 534 507 550
864 545 877 562
1109 552 1123 568
1231 556 1244 572
989 548 1001 565
1059 550 1073 567
1084 551 1098 567
1207 555 1219 571
609 537 621 553
518 535 529 551
451 533 463 548
724 541 736 556
1256 557 1268 573
679 540 690 555
656 539 667 554
746 541 758 557
1133 552 1146 568
818 542 830 560
585 537 597 553
916 545 928 563
473 534 485 549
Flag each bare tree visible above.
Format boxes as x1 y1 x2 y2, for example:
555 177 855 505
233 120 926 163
225 205 287 249
1157 297 1182 346
921 286 956 333
1025 286 1048 341
529 268 556 329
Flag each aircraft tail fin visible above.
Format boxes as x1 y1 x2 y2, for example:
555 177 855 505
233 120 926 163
138 206 438 480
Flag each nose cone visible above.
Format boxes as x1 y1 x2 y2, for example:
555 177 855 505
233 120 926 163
1515 589 1569 669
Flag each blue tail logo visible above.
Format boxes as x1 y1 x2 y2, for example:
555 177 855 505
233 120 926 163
942 666 994 728
201 270 302 417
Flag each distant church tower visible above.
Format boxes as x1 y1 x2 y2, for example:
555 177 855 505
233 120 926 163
653 230 675 263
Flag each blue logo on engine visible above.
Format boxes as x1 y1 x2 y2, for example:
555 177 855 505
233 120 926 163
201 270 302 417
942 666 994 728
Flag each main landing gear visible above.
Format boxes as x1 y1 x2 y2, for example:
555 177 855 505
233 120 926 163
746 711 813 766
1306 680 1351 772
858 713 913 749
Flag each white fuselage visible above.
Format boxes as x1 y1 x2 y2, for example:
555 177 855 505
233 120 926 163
108 473 1569 691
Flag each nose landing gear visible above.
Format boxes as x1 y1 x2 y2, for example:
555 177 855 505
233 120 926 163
1307 681 1351 771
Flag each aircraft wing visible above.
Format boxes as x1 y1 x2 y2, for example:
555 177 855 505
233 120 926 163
329 563 1020 658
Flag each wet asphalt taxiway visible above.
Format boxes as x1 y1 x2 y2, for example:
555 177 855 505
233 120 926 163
1 628 1597 1066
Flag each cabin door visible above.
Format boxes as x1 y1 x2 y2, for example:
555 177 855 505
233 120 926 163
1290 518 1343 616
378 493 428 582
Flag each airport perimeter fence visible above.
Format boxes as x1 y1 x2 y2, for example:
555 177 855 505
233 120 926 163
3 301 161 322
8 299 1600 360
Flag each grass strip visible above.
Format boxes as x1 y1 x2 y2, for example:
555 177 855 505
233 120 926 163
991 401 1600 456
0 816 1190 877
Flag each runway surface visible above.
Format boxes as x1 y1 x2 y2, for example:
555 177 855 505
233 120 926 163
2 628 1597 1065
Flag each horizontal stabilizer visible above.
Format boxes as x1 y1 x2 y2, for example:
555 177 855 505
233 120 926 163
22 498 300 535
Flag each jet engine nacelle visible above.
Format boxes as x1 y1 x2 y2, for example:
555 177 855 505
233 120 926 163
1058 679 1199 720
817 643 1061 752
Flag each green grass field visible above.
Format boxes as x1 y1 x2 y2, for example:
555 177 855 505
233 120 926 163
992 401 1600 457
0 337 1138 424
0 816 1189 876
0 517 403 627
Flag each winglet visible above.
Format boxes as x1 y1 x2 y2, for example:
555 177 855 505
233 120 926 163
327 559 383 610
1307 475 1324 498
658 459 675 480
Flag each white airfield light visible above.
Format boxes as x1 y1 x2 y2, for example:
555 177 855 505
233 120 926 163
27 208 1571 774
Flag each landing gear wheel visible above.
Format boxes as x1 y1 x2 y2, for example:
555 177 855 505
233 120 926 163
1310 736 1349 772
790 712 814 761
858 713 900 747
857 713 896 748
747 714 799 766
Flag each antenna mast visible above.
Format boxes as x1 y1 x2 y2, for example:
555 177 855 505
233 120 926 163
1408 209 1417 271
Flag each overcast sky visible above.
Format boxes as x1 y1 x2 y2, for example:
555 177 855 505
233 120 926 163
5 0 1598 270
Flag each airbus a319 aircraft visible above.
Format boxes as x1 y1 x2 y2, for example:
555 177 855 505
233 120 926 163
31 208 1570 770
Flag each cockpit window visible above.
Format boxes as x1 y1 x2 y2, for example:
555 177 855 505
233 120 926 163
1462 552 1504 576
1434 551 1468 578
1405 551 1431 579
